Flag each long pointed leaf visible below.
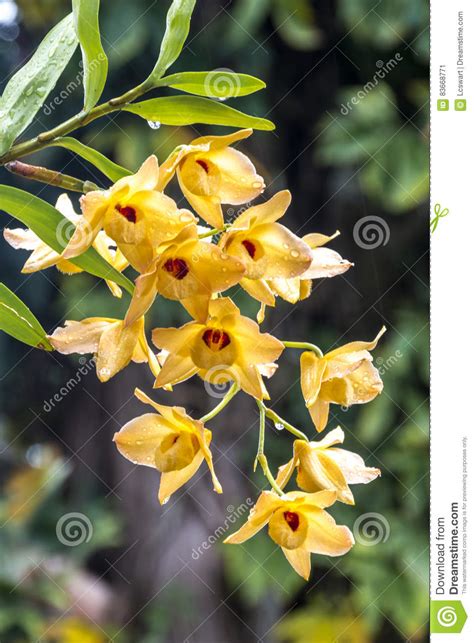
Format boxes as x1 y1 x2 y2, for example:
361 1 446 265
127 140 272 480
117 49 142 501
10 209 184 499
124 96 275 130
0 14 78 157
0 283 53 350
0 186 133 295
157 71 266 98
44 137 131 182
72 0 108 111
147 0 196 83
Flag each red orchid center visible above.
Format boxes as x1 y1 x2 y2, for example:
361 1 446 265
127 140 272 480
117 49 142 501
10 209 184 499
196 159 210 173
163 258 189 280
116 204 137 223
284 511 300 532
202 328 231 352
242 239 257 259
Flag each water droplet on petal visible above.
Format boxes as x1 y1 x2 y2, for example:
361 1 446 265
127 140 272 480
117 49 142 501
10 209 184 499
147 120 161 130
290 249 299 258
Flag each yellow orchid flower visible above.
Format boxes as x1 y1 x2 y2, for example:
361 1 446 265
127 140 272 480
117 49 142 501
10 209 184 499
300 328 386 432
113 388 222 504
45 617 106 643
219 191 313 306
48 316 160 382
158 129 265 229
276 428 380 504
224 489 354 580
62 156 197 273
124 224 245 326
152 297 284 399
269 231 353 304
3 193 128 298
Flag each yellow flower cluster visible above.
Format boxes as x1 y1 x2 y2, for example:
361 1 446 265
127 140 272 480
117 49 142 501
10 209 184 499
6 129 385 580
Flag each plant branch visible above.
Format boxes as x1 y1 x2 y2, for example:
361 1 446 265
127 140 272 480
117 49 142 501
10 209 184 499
5 161 98 193
282 340 323 358
0 81 151 166
198 223 232 239
263 406 309 442
200 382 239 424
254 400 283 495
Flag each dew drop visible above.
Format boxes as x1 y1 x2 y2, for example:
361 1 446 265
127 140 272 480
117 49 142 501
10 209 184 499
147 120 161 130
290 249 299 258
275 422 284 431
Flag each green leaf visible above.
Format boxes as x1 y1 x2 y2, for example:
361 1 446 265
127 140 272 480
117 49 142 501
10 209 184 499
72 0 108 111
44 137 131 182
0 14 78 157
147 0 196 83
157 71 266 99
124 96 275 130
0 283 53 350
0 186 133 295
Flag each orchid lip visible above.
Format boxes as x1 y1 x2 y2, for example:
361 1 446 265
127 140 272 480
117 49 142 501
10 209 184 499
242 239 257 259
284 511 300 532
163 258 189 280
196 159 210 173
115 204 137 223
202 328 231 351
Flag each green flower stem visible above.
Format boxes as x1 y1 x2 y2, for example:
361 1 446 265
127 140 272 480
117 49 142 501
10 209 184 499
198 223 232 239
0 81 150 166
282 340 323 358
263 406 309 442
5 161 98 193
255 400 284 496
200 382 240 423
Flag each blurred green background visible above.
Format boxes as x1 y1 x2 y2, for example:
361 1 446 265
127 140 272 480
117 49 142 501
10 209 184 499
0 0 429 641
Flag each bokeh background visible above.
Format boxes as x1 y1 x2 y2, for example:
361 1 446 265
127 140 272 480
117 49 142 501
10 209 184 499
0 0 429 641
